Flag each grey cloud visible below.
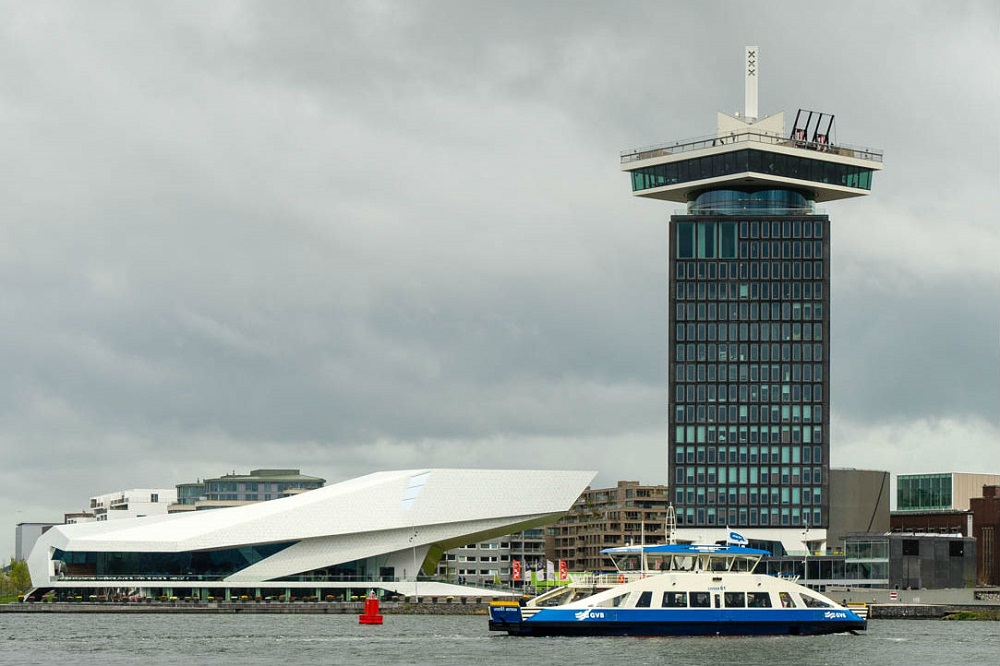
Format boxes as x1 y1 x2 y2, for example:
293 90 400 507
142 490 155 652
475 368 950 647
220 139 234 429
1 1 997 558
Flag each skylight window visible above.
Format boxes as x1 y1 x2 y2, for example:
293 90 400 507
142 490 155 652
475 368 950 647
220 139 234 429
401 472 431 511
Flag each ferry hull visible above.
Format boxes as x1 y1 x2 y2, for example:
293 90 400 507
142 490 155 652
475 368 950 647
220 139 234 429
489 605 866 637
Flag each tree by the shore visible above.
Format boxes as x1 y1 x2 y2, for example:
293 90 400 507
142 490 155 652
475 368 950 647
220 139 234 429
1 559 32 598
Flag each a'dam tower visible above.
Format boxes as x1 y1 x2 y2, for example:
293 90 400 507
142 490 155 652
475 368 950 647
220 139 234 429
620 47 883 554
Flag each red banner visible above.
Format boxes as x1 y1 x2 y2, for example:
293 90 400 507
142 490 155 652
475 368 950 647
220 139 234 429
558 560 568 581
512 559 521 582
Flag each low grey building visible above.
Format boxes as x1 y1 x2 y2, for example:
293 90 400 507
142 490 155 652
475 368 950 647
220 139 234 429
890 533 976 589
170 469 326 512
15 522 58 561
759 532 976 591
840 532 976 589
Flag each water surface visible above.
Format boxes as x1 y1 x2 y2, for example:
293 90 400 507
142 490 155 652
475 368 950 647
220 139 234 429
1 613 996 665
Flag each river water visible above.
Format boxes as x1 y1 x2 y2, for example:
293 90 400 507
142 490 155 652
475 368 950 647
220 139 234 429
1 614 996 666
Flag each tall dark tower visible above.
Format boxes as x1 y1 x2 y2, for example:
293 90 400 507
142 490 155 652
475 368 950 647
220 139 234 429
620 47 883 553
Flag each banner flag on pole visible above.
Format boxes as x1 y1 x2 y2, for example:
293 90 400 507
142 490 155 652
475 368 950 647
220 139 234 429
727 529 749 546
558 560 568 581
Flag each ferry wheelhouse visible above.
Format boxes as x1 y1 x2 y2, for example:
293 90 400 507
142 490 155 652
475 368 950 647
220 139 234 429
488 544 865 637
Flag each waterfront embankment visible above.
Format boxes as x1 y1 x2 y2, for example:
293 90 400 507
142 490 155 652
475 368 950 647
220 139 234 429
870 604 1000 620
830 586 1000 606
5 599 1000 619
0 599 489 615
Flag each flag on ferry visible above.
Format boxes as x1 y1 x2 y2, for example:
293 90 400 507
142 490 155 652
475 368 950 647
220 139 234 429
727 530 749 546
512 559 521 582
558 560 568 581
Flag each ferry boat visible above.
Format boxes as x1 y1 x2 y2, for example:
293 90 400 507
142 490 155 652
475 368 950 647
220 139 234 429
488 544 866 636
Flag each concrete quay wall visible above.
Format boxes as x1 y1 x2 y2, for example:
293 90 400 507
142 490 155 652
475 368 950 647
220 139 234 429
0 600 490 615
869 603 1000 619
830 587 1000 606
6 599 996 619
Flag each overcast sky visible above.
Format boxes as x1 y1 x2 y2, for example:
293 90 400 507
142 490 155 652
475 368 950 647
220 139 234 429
2 1 998 559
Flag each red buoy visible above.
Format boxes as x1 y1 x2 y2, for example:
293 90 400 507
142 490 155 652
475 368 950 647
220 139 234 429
359 590 383 624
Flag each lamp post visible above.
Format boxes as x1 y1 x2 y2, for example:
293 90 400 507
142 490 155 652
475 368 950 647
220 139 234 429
409 529 419 600
801 522 810 585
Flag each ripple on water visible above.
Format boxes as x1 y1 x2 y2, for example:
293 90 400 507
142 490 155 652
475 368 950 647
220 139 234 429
1 614 997 666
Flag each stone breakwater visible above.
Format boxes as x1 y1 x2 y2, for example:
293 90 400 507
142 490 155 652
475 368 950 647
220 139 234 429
0 600 491 615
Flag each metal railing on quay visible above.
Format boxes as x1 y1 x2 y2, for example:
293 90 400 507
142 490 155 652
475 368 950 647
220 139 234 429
54 572 473 586
55 574 226 582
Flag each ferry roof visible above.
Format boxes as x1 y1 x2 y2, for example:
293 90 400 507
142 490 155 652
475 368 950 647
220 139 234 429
601 544 770 556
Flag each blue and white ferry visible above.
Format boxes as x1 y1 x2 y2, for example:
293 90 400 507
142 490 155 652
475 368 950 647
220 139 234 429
489 544 865 636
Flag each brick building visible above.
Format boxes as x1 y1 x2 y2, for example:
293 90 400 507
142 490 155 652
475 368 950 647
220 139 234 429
546 481 670 572
970 485 1000 586
890 509 973 536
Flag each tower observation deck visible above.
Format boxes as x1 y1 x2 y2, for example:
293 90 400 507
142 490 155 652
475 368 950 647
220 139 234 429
621 47 883 554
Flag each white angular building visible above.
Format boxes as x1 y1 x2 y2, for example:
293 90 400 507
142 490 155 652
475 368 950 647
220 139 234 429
26 468 594 601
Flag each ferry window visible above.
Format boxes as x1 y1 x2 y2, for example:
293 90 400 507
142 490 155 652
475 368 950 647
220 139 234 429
635 591 653 608
662 592 687 608
800 594 832 608
609 593 629 608
690 592 711 608
724 592 746 607
778 592 797 608
747 592 772 608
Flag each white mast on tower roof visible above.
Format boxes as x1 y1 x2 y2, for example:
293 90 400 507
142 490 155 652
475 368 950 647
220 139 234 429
744 46 758 121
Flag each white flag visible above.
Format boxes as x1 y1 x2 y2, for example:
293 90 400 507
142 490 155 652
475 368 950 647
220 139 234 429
727 530 748 546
